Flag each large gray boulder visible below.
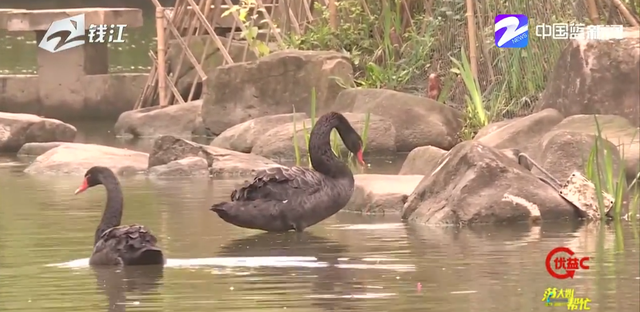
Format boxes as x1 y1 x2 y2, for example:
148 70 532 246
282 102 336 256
114 100 207 138
201 50 354 136
547 114 639 183
332 88 464 152
169 36 260 101
211 113 307 153
534 130 622 183
398 146 447 175
148 157 210 177
475 108 565 155
251 113 396 161
0 112 76 153
402 141 579 225
23 143 148 176
345 174 423 214
148 135 283 177
17 142 66 157
536 28 640 126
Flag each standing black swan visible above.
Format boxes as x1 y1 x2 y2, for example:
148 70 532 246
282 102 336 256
74 166 165 266
210 111 366 232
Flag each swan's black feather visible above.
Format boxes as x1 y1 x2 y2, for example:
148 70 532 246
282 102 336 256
231 166 324 202
91 224 163 266
210 112 362 233
78 166 165 266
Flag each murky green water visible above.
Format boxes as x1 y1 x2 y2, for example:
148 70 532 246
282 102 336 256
1 123 640 311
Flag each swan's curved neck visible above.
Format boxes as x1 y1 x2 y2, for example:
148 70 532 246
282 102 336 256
308 116 351 178
94 173 124 244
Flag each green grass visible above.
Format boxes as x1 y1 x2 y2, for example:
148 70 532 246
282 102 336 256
292 87 370 172
584 116 640 221
449 47 521 140
284 0 433 91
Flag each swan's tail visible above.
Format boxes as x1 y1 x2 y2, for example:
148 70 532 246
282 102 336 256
127 246 165 266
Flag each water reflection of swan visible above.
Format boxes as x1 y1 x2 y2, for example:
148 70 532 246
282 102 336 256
92 265 164 312
218 232 364 311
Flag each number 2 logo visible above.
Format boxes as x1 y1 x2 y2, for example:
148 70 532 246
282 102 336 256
495 15 528 47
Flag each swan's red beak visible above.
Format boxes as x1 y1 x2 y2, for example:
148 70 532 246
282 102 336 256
75 178 89 195
356 149 365 166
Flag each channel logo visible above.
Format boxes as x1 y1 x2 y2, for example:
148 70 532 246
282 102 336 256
495 14 529 48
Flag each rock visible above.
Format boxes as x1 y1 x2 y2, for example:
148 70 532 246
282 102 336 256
211 113 308 153
201 50 354 136
148 135 283 177
474 118 519 140
332 88 463 152
169 36 259 101
401 141 579 225
114 100 207 138
537 28 640 126
535 130 621 182
17 142 66 157
251 113 396 161
476 108 564 154
23 143 148 176
398 146 447 175
346 174 423 214
549 114 639 182
500 148 533 171
0 112 76 153
148 157 210 177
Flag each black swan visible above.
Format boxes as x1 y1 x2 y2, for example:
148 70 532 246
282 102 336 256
74 166 165 266
210 111 366 232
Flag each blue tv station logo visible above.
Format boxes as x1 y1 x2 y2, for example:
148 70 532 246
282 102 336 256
494 14 529 48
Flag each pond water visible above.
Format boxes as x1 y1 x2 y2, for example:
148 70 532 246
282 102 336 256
1 123 640 312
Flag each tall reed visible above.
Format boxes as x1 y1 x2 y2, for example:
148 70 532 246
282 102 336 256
584 116 638 220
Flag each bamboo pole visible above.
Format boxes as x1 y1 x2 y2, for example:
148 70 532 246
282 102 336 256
301 0 315 31
134 60 157 109
156 7 168 108
187 0 216 103
464 0 478 80
585 0 600 25
328 0 337 30
150 52 184 103
168 0 206 105
147 0 192 108
611 0 640 26
253 0 285 45
284 0 302 35
474 0 494 82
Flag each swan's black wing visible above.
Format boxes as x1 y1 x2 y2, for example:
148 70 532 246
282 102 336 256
231 166 324 202
90 224 164 266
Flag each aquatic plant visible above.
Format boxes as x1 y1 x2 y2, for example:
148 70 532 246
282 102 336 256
284 0 433 91
584 116 639 221
449 47 520 140
292 87 370 172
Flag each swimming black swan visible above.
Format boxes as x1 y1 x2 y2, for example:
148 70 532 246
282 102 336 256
75 166 165 266
210 111 366 232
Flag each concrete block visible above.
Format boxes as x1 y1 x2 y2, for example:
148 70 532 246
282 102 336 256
0 9 26 30
0 75 40 115
35 31 109 77
0 73 147 120
81 74 148 118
